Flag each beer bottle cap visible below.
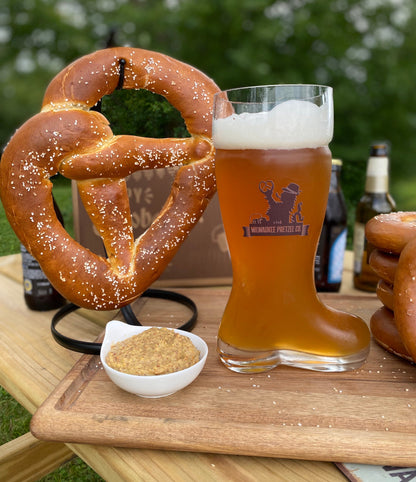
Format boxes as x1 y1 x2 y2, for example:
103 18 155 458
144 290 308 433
370 143 389 157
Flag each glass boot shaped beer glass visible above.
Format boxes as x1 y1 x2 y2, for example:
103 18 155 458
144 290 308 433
213 85 370 373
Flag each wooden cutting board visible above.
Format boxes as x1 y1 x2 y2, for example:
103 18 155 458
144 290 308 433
30 289 416 466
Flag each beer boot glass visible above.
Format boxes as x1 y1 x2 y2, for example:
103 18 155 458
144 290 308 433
213 85 370 373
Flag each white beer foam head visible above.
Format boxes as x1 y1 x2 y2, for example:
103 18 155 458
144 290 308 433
213 99 333 150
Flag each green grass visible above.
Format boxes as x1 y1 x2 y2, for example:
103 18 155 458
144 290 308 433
0 203 19 255
0 388 103 480
0 387 31 444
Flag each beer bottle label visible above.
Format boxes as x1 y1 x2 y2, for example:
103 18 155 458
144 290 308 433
328 228 347 283
21 246 54 297
353 222 365 274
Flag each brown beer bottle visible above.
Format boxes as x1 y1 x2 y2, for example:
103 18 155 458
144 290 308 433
315 159 348 292
353 143 396 292
21 198 66 310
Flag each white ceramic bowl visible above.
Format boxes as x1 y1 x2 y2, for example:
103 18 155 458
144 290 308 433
100 320 208 398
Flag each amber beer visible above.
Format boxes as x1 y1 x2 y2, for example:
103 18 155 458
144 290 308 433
213 85 370 373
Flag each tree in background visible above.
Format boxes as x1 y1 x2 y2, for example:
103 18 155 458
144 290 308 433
1 0 415 250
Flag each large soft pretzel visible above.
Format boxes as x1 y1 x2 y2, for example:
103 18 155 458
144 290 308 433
0 47 221 310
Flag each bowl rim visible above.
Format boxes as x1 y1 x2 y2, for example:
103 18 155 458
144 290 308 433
100 321 208 380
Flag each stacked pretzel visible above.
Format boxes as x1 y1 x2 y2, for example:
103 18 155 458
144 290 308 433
366 212 416 363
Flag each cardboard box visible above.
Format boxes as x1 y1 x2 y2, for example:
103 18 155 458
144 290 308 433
72 167 232 286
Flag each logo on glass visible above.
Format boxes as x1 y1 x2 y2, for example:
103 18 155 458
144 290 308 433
243 180 309 237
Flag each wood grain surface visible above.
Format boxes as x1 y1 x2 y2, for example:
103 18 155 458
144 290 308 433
0 254 350 481
30 289 416 467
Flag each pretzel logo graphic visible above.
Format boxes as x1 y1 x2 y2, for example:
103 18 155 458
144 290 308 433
0 47 221 309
